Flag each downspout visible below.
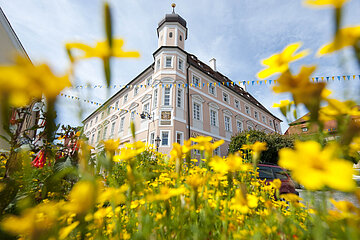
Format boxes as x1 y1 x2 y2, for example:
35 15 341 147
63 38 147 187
186 62 191 140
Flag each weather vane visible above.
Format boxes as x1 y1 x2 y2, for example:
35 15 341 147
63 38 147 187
171 3 176 14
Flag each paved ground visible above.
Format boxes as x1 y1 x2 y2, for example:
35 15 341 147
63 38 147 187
297 188 359 209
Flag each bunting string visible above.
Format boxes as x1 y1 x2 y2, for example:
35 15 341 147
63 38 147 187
69 74 360 89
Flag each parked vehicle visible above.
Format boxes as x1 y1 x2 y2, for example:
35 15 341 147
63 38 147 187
257 164 298 195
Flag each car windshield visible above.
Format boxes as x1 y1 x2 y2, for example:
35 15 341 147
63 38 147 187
258 166 274 180
272 168 288 180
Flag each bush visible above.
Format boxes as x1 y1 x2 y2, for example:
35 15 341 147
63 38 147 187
228 130 294 164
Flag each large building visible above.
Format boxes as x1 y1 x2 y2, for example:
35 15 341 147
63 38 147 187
83 8 282 156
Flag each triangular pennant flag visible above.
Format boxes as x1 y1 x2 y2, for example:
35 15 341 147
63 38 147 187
326 77 329 82
274 80 277 84
342 76 346 80
247 81 250 85
226 82 229 86
269 80 272 84
353 75 356 79
252 81 255 85
264 80 267 84
321 77 324 81
315 77 318 82
332 76 334 80
337 76 341 81
256 81 259 84
312 77 314 82
347 76 350 80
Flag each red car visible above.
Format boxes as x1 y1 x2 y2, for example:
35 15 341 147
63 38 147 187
257 164 298 195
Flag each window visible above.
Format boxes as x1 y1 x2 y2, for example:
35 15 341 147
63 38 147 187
85 124 88 130
262 116 266 123
143 103 150 113
91 134 95 145
269 120 273 127
169 32 173 38
153 89 158 108
193 102 201 120
223 92 229 103
179 35 182 41
161 131 170 146
254 111 258 119
302 127 308 132
107 107 111 115
96 130 101 142
225 116 232 132
110 122 116 136
115 101 119 110
209 85 216 95
176 132 184 145
236 121 243 132
146 77 152 86
177 89 183 108
90 120 93 127
119 117 125 132
245 106 250 115
95 116 98 123
178 59 184 71
192 75 200 86
235 99 240 109
156 59 160 70
131 111 135 121
248 125 253 130
150 132 155 145
124 94 128 104
214 146 220 155
103 126 108 140
210 109 217 127
134 86 139 96
164 87 171 106
165 56 172 68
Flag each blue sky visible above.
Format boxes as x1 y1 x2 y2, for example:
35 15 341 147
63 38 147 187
1 0 360 133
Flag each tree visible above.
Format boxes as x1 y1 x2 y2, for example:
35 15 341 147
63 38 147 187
228 130 294 164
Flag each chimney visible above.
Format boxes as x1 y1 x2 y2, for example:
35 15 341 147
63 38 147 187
209 58 216 71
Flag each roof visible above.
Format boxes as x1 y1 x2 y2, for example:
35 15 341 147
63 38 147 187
186 53 282 122
157 13 188 39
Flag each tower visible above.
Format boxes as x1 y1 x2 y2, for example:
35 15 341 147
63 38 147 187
157 3 187 50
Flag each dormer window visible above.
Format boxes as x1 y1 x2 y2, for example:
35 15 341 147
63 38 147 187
179 35 182 41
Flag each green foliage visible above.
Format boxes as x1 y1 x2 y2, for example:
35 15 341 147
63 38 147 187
228 130 294 164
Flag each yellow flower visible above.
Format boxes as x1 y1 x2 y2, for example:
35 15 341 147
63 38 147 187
230 188 258 213
66 181 97 214
318 26 360 55
186 174 207 189
226 153 252 172
278 141 356 191
59 221 79 240
102 138 120 152
209 156 229 174
272 100 294 117
0 57 71 107
257 42 310 79
147 186 186 202
113 141 145 162
271 179 282 189
304 0 349 8
66 39 140 60
319 99 360 121
349 136 360 158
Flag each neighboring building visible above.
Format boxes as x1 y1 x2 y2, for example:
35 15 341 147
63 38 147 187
285 112 360 141
0 7 39 152
83 8 282 156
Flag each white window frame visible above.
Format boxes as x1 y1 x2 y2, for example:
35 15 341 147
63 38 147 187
176 88 184 108
193 102 202 121
223 92 230 104
103 126 108 140
245 105 250 115
208 84 216 96
131 111 136 121
134 86 139 96
210 108 218 127
149 132 155 145
119 117 125 132
96 130 101 142
160 130 170 147
124 94 128 104
164 56 173 68
143 102 150 113
95 116 98 123
192 74 201 87
110 122 116 136
156 59 160 71
91 134 95 145
90 120 93 127
153 89 158 108
115 101 119 110
254 111 258 120
235 99 240 109
236 120 243 133
163 86 171 106
146 77 152 86
178 58 184 72
262 115 266 123
176 131 184 145
224 115 232 132
269 120 273 127
214 146 220 156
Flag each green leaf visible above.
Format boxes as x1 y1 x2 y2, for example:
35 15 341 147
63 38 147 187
104 2 113 49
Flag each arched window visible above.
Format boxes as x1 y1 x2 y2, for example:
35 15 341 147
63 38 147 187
169 32 173 38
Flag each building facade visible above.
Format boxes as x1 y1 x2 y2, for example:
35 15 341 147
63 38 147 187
83 10 282 156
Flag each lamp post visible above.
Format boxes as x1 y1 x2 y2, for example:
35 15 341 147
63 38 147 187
155 136 161 152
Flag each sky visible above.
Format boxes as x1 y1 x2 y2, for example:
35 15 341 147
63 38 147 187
1 0 360 133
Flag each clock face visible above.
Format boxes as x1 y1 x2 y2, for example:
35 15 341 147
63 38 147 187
161 111 171 120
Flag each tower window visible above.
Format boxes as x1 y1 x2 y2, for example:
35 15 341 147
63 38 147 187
169 32 173 38
179 35 182 41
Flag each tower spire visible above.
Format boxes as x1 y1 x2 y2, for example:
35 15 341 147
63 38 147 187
171 3 176 14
